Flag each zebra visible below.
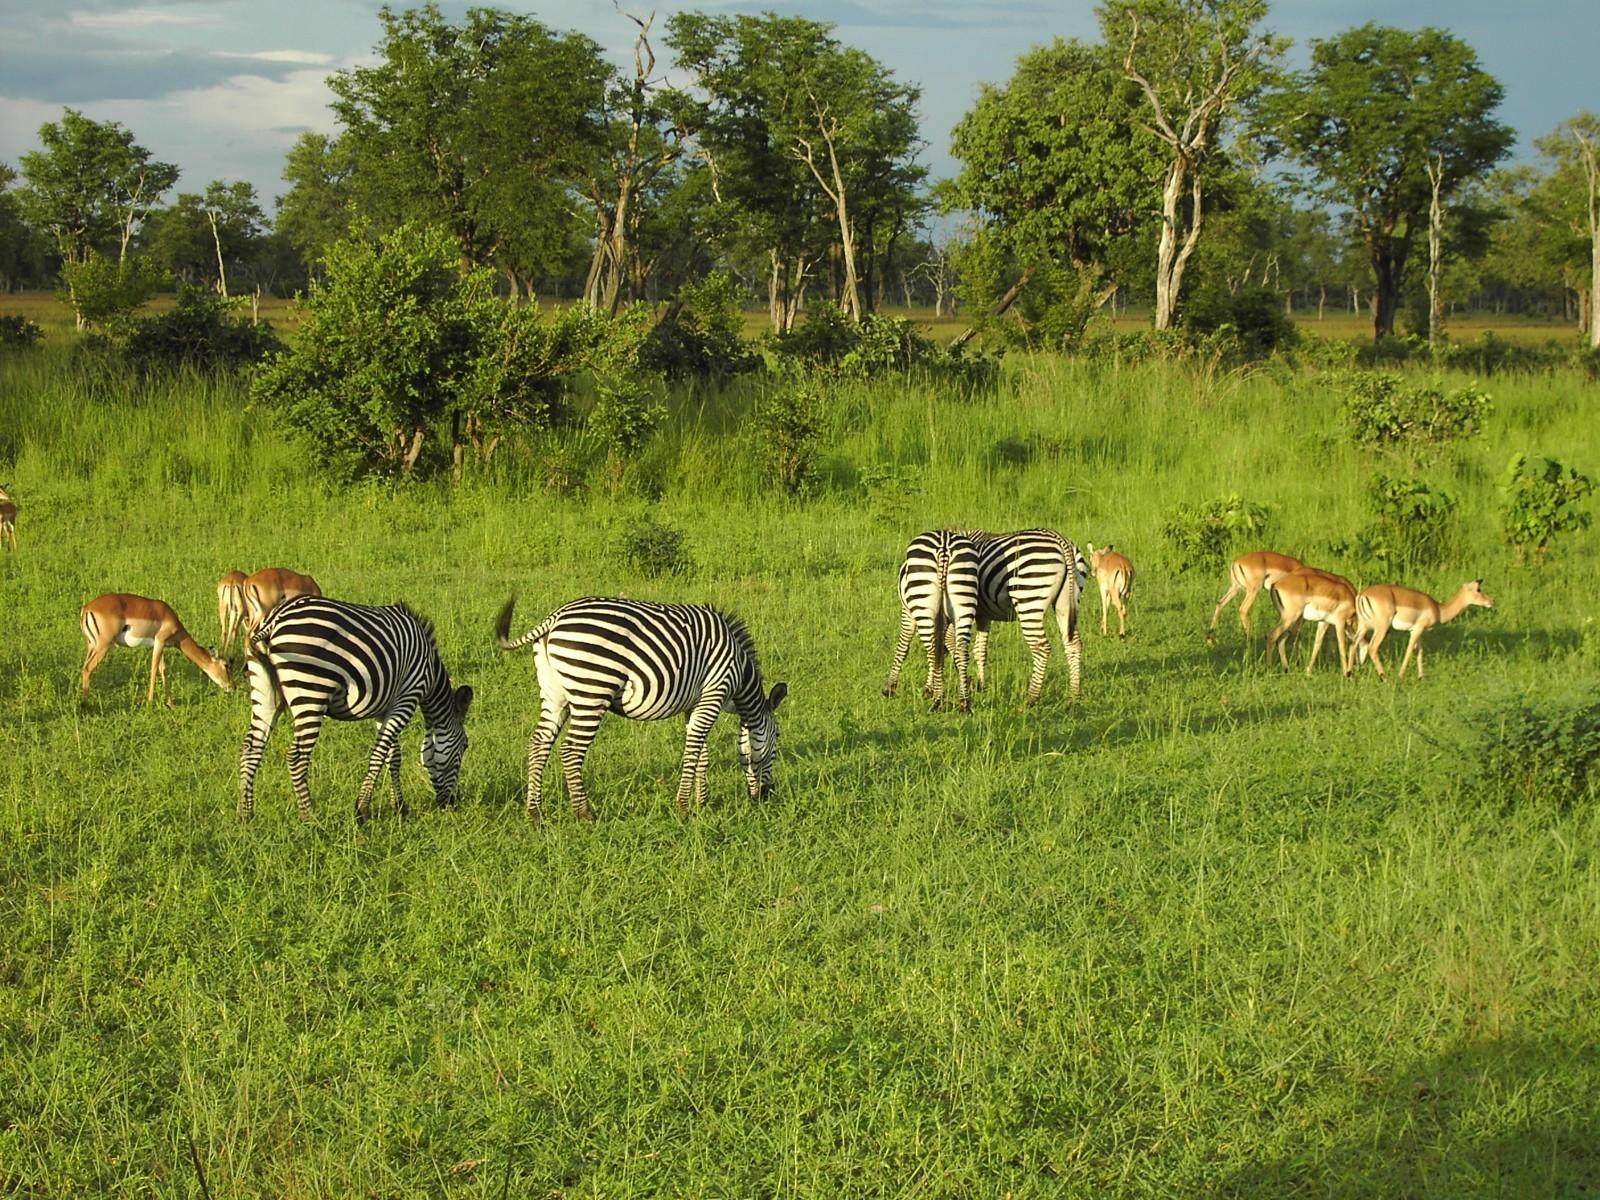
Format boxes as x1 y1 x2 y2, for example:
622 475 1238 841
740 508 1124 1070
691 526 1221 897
964 528 1086 704
494 596 787 821
239 595 473 823
882 529 980 712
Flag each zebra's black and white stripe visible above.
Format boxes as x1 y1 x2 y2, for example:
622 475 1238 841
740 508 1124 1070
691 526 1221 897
494 596 787 821
239 595 473 822
882 529 980 712
965 527 1086 704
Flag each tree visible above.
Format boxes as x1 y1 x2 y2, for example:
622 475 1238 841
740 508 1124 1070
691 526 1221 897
1267 25 1512 340
944 38 1157 345
16 109 177 269
1537 114 1600 347
149 181 266 297
0 163 48 292
328 4 611 282
275 133 355 281
1099 0 1283 330
668 12 924 329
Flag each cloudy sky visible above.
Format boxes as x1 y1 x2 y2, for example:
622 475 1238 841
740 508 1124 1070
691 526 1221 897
0 0 1590 212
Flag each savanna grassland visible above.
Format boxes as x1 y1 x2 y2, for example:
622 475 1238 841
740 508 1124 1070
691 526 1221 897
1 339 1598 1197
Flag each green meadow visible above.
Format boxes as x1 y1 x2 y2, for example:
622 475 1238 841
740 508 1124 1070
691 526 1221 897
1 343 1597 1196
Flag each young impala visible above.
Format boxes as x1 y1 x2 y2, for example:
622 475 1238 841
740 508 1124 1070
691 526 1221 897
1210 550 1304 640
217 569 248 650
1087 543 1135 638
243 567 322 633
1355 580 1493 680
1265 567 1359 675
0 484 16 552
80 593 233 703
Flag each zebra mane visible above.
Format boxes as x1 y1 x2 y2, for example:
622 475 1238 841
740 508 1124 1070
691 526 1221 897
394 601 439 646
721 609 762 676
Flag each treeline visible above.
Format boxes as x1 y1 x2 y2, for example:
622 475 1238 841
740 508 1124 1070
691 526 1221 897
0 0 1597 347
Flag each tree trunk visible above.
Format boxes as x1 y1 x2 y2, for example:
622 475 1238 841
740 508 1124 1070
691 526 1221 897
1426 156 1445 348
1152 159 1204 330
1318 284 1326 320
401 428 426 477
950 268 1034 351
1591 228 1600 348
206 207 229 299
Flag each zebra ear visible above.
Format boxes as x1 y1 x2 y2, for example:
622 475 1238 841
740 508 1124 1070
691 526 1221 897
454 684 474 716
768 681 788 711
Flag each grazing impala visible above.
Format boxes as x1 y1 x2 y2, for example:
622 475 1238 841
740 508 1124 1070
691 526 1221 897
80 593 233 703
0 484 16 552
1087 543 1135 638
1355 580 1493 680
242 567 322 633
1265 567 1359 675
217 570 248 650
1210 550 1304 639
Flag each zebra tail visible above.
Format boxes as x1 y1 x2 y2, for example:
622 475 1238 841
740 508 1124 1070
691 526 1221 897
246 625 288 708
494 595 558 652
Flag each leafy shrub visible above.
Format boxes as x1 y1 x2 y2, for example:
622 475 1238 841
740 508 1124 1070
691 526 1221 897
774 299 859 367
1339 371 1491 454
1354 473 1458 568
1437 332 1563 375
0 315 43 352
756 381 827 497
1469 692 1600 811
1574 345 1600 382
1498 453 1594 565
58 252 166 332
619 515 692 578
771 303 994 392
1162 494 1271 573
638 271 758 380
860 463 926 528
1182 286 1300 359
590 373 666 487
120 286 283 373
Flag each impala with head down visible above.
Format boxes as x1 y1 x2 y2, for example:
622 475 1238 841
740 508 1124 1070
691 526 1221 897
0 484 16 552
1210 550 1303 640
243 567 322 632
217 569 248 650
1265 566 1359 675
1355 580 1493 680
1087 543 1135 638
80 593 232 703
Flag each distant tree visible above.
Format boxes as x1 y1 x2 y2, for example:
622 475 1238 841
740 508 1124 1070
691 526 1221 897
668 12 924 328
1537 114 1600 346
0 163 48 291
945 37 1157 346
149 181 266 297
275 133 355 281
1266 25 1513 341
1099 0 1284 330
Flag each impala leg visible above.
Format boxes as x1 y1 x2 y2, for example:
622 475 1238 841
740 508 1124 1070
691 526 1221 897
1416 640 1426 679
524 700 567 823
1336 620 1353 677
558 705 604 821
145 636 170 705
1397 629 1424 681
1305 621 1330 674
1266 613 1299 670
676 689 726 816
1210 581 1242 637
883 604 915 697
1116 592 1129 640
1366 623 1391 679
1237 583 1263 636
80 637 112 701
357 705 415 822
1099 582 1110 637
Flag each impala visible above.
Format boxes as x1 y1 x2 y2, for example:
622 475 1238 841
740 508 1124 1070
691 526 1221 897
0 484 16 552
80 593 232 703
1210 550 1304 639
1355 580 1493 680
1087 543 1135 638
217 569 248 650
1265 567 1359 675
243 567 322 634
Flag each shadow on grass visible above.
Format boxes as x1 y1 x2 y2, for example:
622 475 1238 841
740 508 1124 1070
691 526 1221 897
1215 1035 1600 1198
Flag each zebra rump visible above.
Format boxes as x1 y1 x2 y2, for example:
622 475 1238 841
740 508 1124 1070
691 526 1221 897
883 529 980 711
495 595 787 821
963 527 1085 704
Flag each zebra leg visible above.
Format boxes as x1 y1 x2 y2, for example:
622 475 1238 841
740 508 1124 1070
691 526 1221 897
285 702 326 822
524 700 567 823
882 604 915 697
973 619 991 690
386 743 405 815
557 705 605 821
675 690 726 816
1054 586 1083 698
357 705 416 822
1017 607 1051 705
238 657 281 821
923 613 947 707
948 612 975 714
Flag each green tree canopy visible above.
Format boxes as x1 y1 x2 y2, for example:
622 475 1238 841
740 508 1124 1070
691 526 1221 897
1266 24 1513 340
1535 113 1600 346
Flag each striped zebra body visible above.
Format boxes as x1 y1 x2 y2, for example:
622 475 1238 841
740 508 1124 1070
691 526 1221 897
239 595 472 822
965 528 1085 704
882 529 980 712
495 596 787 821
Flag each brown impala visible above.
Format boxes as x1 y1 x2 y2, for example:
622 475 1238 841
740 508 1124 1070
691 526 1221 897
80 593 232 703
1355 580 1494 680
1210 550 1303 639
242 567 322 634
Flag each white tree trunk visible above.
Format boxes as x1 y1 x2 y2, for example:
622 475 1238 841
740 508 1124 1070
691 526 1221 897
1426 155 1445 348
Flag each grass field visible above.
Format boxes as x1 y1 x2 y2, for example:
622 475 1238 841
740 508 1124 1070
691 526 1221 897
1 344 1597 1196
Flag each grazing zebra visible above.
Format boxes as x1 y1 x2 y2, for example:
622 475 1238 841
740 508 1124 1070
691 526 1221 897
965 528 1086 704
239 595 472 822
882 529 980 712
495 596 787 821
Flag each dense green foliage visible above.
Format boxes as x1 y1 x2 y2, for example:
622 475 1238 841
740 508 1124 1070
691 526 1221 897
2 349 1598 1194
1498 452 1595 563
1161 494 1272 572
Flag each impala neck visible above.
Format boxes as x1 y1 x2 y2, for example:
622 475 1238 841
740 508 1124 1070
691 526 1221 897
1438 588 1474 624
174 629 218 670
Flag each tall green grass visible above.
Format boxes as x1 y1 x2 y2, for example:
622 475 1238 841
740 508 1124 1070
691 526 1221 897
1 347 1596 1196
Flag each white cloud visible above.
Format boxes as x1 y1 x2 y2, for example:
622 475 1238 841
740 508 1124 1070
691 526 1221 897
70 8 222 30
216 49 335 66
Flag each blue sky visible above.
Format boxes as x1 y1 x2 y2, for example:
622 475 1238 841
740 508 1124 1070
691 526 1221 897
1 0 1591 211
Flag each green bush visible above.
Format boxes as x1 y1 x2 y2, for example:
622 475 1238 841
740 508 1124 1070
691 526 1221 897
0 315 43 352
1353 473 1459 568
58 253 167 332
1498 453 1594 565
1339 371 1491 454
590 373 666 487
638 272 758 381
619 514 692 578
1181 286 1300 359
1162 494 1271 573
755 381 827 498
1470 692 1600 811
120 287 283 373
